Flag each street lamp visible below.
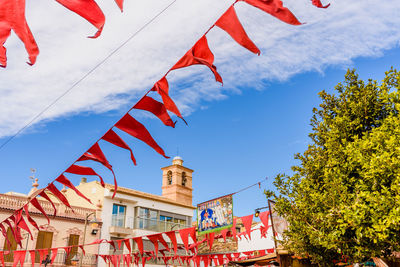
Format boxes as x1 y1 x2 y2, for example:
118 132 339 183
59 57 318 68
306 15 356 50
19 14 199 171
254 206 269 217
79 212 100 267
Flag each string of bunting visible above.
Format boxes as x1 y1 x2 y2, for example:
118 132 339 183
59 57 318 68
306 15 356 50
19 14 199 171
0 210 272 267
0 0 329 249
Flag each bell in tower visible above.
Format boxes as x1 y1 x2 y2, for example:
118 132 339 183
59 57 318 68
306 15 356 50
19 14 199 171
161 156 193 206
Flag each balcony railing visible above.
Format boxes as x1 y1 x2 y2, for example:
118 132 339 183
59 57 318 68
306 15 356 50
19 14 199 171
0 194 98 221
136 217 188 232
111 215 189 232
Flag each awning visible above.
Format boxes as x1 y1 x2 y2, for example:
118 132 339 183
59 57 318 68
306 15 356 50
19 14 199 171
229 253 278 266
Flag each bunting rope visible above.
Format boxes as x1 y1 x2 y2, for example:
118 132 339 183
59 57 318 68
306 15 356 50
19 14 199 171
0 0 178 152
0 0 330 249
0 210 274 267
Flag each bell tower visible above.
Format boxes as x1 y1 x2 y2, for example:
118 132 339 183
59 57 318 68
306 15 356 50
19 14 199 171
161 156 193 206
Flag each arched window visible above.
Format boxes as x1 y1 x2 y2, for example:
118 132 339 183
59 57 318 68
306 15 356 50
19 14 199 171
167 171 172 185
181 172 187 186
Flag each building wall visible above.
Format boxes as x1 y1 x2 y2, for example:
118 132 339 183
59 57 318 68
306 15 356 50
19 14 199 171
237 222 275 252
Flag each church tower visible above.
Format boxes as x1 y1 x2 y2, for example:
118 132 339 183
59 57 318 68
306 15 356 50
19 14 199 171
161 156 193 206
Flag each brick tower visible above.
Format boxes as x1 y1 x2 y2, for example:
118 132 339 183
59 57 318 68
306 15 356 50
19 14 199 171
161 156 193 206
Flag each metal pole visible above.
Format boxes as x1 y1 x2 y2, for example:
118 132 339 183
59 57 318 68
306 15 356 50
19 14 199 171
79 212 94 267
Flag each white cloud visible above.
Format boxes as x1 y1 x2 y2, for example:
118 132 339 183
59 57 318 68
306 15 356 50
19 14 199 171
0 0 399 137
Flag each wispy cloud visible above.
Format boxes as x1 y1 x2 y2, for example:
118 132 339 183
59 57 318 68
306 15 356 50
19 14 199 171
0 0 399 138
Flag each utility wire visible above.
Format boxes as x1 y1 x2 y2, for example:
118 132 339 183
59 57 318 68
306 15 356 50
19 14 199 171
0 0 177 151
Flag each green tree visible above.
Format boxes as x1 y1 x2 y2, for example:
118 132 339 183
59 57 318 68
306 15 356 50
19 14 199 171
269 68 400 265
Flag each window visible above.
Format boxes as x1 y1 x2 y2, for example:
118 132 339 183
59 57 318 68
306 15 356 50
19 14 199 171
35 231 53 263
181 172 187 186
138 208 158 231
112 204 126 227
167 171 172 185
65 234 79 265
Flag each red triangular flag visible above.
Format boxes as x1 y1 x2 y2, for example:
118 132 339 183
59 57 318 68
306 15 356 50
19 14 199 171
133 237 143 254
29 250 35 267
65 164 105 187
215 6 260 55
179 227 196 252
208 232 215 250
115 114 169 158
54 0 105 38
217 254 224 265
134 96 175 128
46 183 73 210
38 190 57 217
13 250 26 267
0 0 39 67
165 231 177 255
55 174 92 203
172 36 222 84
220 229 228 242
51 248 58 264
30 198 50 223
258 211 270 228
151 77 186 124
78 143 118 198
124 239 132 253
231 218 237 240
23 204 39 230
147 234 160 257
311 0 330 8
38 249 47 265
241 214 253 240
241 0 302 25
102 129 136 165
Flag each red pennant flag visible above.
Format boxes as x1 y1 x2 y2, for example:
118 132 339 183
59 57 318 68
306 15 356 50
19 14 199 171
133 237 143 254
208 232 215 250
213 256 218 266
165 231 177 255
88 239 104 245
65 164 105 187
54 0 105 38
38 190 58 216
30 198 50 223
312 0 330 8
115 114 169 158
79 245 85 255
50 248 58 264
202 255 210 267
151 77 186 124
63 246 72 258
134 96 176 128
102 129 137 165
55 174 92 203
38 249 47 266
13 250 26 267
47 183 73 209
16 215 33 240
258 249 266 256
233 253 240 259
172 36 222 84
217 254 224 265
259 211 270 228
23 204 39 230
220 229 228 242
226 253 232 262
259 225 268 238
124 239 132 253
0 251 4 267
0 223 10 247
147 234 161 257
29 250 35 267
123 254 130 267
215 6 260 55
114 0 124 12
267 248 275 253
231 218 237 240
179 227 196 252
243 251 253 256
5 217 21 247
78 142 118 198
241 0 302 25
108 240 117 252
116 239 124 250
0 0 39 68
241 214 253 240
100 255 108 263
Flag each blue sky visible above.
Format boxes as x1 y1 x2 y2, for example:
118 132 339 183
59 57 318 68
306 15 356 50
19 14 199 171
1 46 399 217
0 0 400 218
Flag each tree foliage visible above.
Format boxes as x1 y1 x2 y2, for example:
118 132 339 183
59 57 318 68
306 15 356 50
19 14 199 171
270 68 400 265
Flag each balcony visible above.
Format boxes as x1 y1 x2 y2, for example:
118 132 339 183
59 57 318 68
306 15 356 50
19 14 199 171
109 215 189 235
0 194 98 222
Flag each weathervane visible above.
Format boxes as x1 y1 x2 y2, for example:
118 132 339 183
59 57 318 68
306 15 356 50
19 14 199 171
29 168 36 184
